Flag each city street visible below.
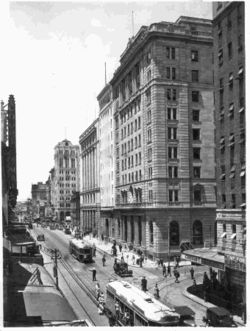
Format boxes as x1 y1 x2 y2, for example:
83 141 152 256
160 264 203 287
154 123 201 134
31 226 209 326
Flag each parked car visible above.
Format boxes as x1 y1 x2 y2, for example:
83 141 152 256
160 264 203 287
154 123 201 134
175 306 196 326
37 234 45 241
204 306 236 327
65 228 71 235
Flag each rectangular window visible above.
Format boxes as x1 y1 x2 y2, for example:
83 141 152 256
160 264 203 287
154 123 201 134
169 166 178 178
193 167 201 178
166 47 176 60
193 128 200 141
147 69 151 82
148 167 152 179
146 88 151 105
192 70 199 82
228 42 233 60
192 91 199 102
168 127 177 140
147 128 152 143
166 67 171 79
148 148 152 161
147 109 151 123
194 188 202 204
148 190 153 201
191 50 198 62
192 109 200 122
169 189 178 202
193 147 200 160
168 108 177 120
168 147 177 159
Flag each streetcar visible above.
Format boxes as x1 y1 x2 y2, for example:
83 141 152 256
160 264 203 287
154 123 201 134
105 280 180 326
69 238 93 262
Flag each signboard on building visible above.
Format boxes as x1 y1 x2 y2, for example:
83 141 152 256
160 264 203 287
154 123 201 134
216 212 244 221
225 255 246 272
182 254 202 265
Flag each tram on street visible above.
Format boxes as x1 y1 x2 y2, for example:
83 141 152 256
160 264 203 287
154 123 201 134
105 280 180 326
69 238 93 262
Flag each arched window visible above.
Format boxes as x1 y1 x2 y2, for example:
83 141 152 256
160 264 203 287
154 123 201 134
149 221 154 244
193 220 203 245
170 221 179 246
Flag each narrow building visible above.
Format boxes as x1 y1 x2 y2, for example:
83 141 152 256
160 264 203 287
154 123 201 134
110 17 216 259
97 84 115 239
52 139 80 222
79 120 100 236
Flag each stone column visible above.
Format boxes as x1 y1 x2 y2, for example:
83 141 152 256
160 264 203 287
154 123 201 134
141 217 146 247
134 217 139 245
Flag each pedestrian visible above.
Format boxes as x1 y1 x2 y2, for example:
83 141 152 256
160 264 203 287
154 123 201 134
139 256 143 268
141 276 147 292
36 268 42 285
157 258 161 268
119 243 122 253
95 282 100 300
174 269 180 283
160 258 164 267
167 264 171 276
92 243 96 257
132 255 135 265
190 266 194 280
126 254 129 263
101 234 104 241
121 254 124 263
102 254 106 266
163 264 167 277
154 283 160 299
91 267 97 281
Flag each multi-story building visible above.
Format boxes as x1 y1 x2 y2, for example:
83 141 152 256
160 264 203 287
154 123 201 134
110 17 216 259
52 139 80 222
213 1 245 319
79 120 100 236
97 84 115 239
31 182 49 219
1 95 18 226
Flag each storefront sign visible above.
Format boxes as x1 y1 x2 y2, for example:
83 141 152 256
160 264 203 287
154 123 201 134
182 254 202 264
216 212 244 221
225 255 246 272
202 258 224 270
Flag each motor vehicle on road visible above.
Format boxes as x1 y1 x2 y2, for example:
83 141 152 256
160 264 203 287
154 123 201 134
65 228 71 234
37 234 45 241
174 306 196 326
69 239 93 262
204 306 236 327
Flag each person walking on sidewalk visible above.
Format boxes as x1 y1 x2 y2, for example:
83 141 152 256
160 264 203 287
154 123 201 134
95 282 100 300
92 243 96 257
190 266 194 280
154 283 160 299
167 264 172 276
132 254 135 265
90 267 97 281
102 254 106 266
174 268 180 283
119 243 122 253
163 264 167 277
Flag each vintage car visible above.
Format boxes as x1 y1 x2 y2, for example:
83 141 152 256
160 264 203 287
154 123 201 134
113 261 133 277
174 306 196 326
204 306 236 327
37 234 45 241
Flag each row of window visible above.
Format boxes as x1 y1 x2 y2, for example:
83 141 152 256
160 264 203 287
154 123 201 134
167 108 200 122
59 183 76 188
59 170 76 174
59 203 71 208
83 193 96 204
59 196 71 201
121 153 142 170
120 98 141 125
122 170 142 185
121 117 141 139
59 190 74 194
121 135 141 155
165 68 200 82
121 188 142 203
59 158 76 168
220 193 245 209
59 176 77 181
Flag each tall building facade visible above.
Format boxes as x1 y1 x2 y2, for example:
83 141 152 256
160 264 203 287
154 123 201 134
31 182 49 219
110 17 216 259
213 1 245 317
79 120 100 236
97 84 115 239
52 139 80 222
1 95 18 226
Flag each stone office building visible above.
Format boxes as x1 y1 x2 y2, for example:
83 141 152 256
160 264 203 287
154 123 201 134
52 139 80 222
97 84 115 239
79 119 100 236
213 1 245 317
110 17 216 259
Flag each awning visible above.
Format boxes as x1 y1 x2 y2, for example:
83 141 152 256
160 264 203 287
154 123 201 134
238 67 244 75
229 104 234 111
220 173 225 180
229 172 235 178
230 165 236 172
231 233 236 239
218 49 223 57
229 73 233 81
221 232 227 238
240 170 245 177
239 107 244 113
220 137 225 143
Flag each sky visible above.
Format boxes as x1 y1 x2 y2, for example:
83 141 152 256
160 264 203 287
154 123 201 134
1 0 213 200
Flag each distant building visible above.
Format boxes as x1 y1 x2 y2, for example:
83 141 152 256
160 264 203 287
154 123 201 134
213 1 245 320
110 17 216 258
70 191 80 228
52 139 80 222
31 182 49 219
79 119 100 236
97 84 115 239
1 95 18 226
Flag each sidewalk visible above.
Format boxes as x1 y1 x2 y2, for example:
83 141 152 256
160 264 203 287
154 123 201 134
83 235 191 269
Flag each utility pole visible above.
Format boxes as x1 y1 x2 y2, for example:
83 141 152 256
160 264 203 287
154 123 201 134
53 249 59 290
